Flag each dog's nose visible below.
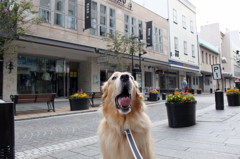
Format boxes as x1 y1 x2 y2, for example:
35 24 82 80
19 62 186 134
120 74 129 82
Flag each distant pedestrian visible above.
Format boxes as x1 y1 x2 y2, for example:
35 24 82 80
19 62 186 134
181 77 188 92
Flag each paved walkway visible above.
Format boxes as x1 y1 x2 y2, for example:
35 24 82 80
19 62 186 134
15 101 240 158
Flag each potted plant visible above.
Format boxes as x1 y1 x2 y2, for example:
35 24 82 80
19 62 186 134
165 91 197 128
148 90 159 101
226 88 240 106
69 91 90 111
197 88 202 94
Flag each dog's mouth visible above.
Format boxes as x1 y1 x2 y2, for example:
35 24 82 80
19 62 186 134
115 84 132 114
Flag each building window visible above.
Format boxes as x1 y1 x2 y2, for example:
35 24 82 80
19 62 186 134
202 51 204 63
190 20 194 33
196 77 198 85
67 0 77 30
39 0 51 23
90 1 98 35
131 17 137 37
192 44 195 57
205 78 210 85
138 20 143 40
206 53 208 64
173 9 177 24
212 55 214 64
184 41 187 55
182 15 186 29
174 37 179 57
159 29 163 53
54 0 65 27
209 54 211 65
100 4 107 36
193 77 195 85
215 57 217 64
109 8 116 34
124 14 130 37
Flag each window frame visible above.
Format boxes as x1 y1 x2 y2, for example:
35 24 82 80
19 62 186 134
173 9 177 24
182 15 186 29
184 41 187 55
39 0 51 24
67 0 77 30
192 44 195 58
54 0 65 27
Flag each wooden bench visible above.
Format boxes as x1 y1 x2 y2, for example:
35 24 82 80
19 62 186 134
10 93 56 115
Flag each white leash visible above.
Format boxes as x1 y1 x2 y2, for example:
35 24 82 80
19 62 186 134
125 129 143 159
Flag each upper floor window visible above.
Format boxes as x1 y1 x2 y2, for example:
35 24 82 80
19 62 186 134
109 8 116 34
131 17 137 37
90 2 116 36
68 0 77 30
138 20 143 40
215 57 218 64
90 1 98 35
209 54 211 65
124 14 130 37
152 27 163 53
212 55 214 64
184 41 187 55
206 53 208 64
54 0 65 27
182 15 186 29
190 20 194 33
192 44 195 57
174 37 179 57
173 9 177 24
39 0 51 23
100 4 107 36
202 51 204 63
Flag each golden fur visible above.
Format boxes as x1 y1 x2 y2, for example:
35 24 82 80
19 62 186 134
98 72 154 159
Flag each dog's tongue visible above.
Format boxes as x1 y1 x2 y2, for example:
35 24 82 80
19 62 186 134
119 97 131 107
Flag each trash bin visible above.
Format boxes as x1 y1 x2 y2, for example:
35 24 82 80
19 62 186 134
0 102 15 159
215 90 224 110
162 93 166 100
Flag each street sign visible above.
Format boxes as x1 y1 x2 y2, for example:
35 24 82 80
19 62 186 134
212 64 222 80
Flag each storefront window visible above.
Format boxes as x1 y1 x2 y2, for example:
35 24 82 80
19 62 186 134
17 55 64 96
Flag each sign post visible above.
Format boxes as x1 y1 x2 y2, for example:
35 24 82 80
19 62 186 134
211 64 224 110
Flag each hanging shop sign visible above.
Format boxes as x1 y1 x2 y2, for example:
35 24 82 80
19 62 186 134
109 0 127 6
146 21 153 47
85 0 91 30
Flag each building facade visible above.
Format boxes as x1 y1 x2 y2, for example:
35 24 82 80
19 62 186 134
2 0 170 101
168 0 200 91
199 38 221 92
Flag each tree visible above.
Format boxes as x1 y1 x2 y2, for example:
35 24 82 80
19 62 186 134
0 0 42 58
103 32 145 71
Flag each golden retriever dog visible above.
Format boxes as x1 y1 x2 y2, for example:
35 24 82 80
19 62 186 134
98 72 154 159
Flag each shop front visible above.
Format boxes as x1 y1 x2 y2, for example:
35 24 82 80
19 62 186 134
17 54 80 97
157 70 178 93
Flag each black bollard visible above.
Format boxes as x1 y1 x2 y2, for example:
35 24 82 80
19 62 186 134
162 93 166 100
0 102 15 159
210 88 213 94
215 90 224 110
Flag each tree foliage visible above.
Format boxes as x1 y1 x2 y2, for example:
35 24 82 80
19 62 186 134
103 32 145 71
0 0 42 57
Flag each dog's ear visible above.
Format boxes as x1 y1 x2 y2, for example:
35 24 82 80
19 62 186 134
101 81 108 99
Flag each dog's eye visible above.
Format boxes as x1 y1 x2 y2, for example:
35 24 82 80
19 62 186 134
112 76 117 80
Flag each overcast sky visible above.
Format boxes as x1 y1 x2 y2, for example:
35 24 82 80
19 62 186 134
190 0 240 32
133 0 240 32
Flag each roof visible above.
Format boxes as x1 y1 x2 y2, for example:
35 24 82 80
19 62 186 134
199 38 219 54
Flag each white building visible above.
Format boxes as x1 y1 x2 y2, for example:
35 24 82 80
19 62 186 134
168 0 200 91
199 23 238 90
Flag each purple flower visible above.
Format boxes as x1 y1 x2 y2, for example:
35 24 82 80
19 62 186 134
3 8 8 13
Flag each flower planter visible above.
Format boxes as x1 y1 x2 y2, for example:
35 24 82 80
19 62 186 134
69 98 89 111
165 101 196 128
197 90 202 94
227 94 240 106
148 93 159 101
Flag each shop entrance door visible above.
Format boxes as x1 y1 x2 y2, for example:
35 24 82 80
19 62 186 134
68 62 79 96
56 59 65 97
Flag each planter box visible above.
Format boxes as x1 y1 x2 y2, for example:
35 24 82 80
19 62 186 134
165 101 196 128
148 93 159 101
69 98 89 111
227 94 240 106
197 90 202 94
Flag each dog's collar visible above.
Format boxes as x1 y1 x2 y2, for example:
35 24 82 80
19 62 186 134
124 129 143 159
